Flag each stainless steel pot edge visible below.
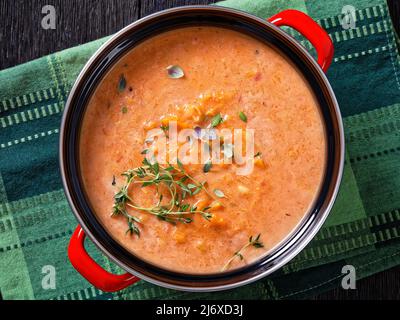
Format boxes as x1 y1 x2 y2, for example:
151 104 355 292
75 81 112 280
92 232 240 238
59 5 345 292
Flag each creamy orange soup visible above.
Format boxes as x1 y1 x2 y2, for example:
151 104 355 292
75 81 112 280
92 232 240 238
80 27 326 273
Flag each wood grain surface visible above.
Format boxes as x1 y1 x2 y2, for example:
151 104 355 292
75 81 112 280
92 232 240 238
0 0 399 300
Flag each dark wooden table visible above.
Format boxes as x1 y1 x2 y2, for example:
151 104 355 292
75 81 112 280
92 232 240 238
1 0 399 300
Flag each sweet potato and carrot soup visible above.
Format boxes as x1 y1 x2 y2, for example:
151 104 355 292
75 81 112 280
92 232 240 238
79 27 326 273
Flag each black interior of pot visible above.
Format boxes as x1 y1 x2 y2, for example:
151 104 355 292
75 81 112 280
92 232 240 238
61 6 342 289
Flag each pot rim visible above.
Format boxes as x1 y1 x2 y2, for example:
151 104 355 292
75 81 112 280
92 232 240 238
60 5 345 292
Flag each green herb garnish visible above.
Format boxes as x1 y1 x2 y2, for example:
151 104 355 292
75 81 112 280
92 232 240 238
211 114 223 127
166 65 184 79
121 106 128 114
239 111 247 123
112 158 222 237
249 234 264 248
213 189 225 198
203 160 212 173
221 234 264 271
126 217 140 237
118 74 127 92
160 125 169 138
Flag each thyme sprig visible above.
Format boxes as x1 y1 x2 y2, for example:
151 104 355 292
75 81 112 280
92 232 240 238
221 234 264 271
112 158 222 236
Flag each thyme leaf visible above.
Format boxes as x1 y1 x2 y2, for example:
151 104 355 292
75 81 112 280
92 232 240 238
211 113 223 128
203 160 212 173
118 74 127 92
166 65 184 79
239 111 247 123
213 189 225 198
221 234 264 271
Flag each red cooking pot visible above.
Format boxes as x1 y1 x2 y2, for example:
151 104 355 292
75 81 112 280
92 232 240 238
60 6 343 292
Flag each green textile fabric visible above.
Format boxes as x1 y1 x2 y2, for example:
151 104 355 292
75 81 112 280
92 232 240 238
1 0 399 300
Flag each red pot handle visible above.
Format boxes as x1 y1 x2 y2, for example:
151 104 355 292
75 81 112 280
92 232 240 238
268 9 334 73
68 226 140 292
